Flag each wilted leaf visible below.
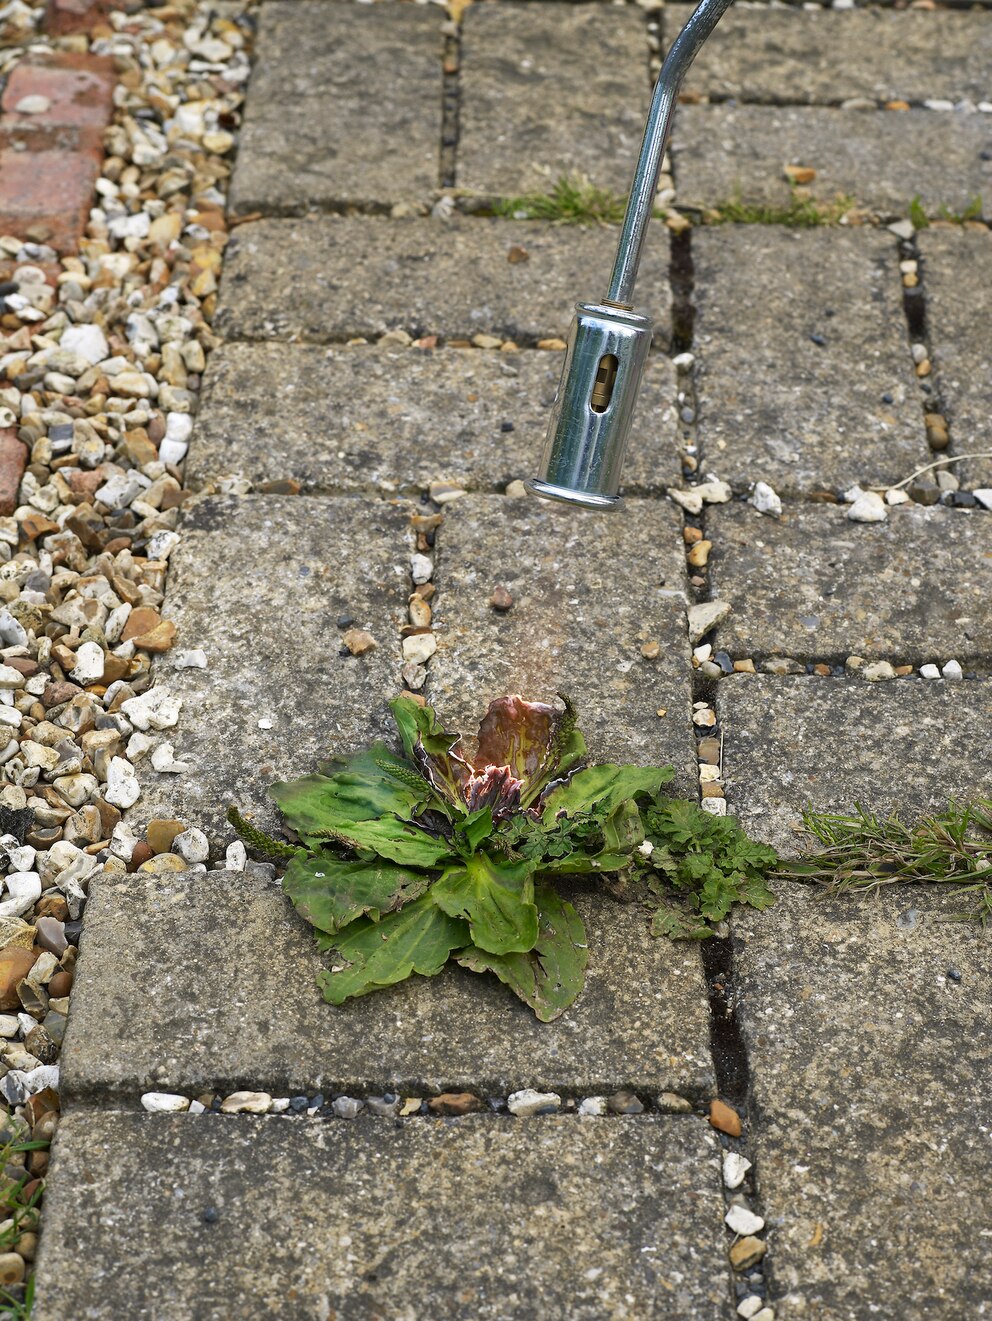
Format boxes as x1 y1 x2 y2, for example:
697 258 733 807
269 743 432 843
543 764 673 824
317 896 467 1003
283 853 430 934
431 852 539 954
456 886 588 1021
389 696 470 807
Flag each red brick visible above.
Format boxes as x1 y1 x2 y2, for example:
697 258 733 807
1 54 115 128
44 0 115 37
0 136 102 252
0 430 28 518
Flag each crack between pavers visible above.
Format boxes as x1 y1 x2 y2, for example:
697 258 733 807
439 14 461 191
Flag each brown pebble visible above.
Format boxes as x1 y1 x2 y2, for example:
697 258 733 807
130 841 154 871
687 539 712 568
784 164 817 185
408 596 432 628
709 1098 742 1136
536 338 567 351
886 99 910 111
683 526 703 544
146 818 185 855
507 244 529 264
813 663 832 676
729 1236 767 1271
895 664 914 677
732 659 756 674
131 620 177 653
122 606 162 642
0 948 35 1012
490 585 513 612
427 1092 487 1116
342 628 377 656
640 640 660 659
413 582 436 602
915 359 931 378
701 782 725 799
399 690 426 706
697 737 720 764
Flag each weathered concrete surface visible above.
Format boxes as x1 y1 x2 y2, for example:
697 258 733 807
734 886 992 1318
432 495 697 796
188 343 683 495
458 3 649 198
707 500 992 663
215 216 672 345
135 495 411 847
673 5 992 105
62 869 715 1100
920 227 992 489
718 676 992 854
229 2 442 214
692 226 928 493
672 104 992 220
33 1112 729 1321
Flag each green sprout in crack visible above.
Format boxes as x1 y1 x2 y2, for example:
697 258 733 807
710 186 856 228
231 694 779 1020
773 798 992 923
493 174 628 226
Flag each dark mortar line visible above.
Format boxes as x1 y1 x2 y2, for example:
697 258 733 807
706 652 992 675
229 199 402 220
439 17 461 190
214 328 671 352
681 94 979 112
897 228 959 467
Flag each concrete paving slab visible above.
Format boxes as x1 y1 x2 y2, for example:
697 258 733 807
707 500 992 664
187 343 683 495
920 227 992 489
718 675 992 854
215 216 672 345
229 1 442 214
671 104 992 220
134 494 412 847
62 867 716 1100
33 1111 729 1321
692 226 929 493
431 495 697 796
734 885 992 1318
458 2 650 198
673 5 992 105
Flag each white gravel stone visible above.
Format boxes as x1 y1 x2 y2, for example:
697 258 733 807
919 664 941 680
150 741 190 773
725 1203 765 1235
701 798 727 816
847 491 887 523
737 1299 765 1320
220 1090 272 1114
105 756 141 809
0 872 41 919
973 489 992 511
723 1152 752 1189
225 841 247 872
577 1096 608 1117
173 827 209 864
401 633 437 665
173 649 208 668
121 686 182 731
696 479 732 504
0 610 27 648
672 352 695 369
687 600 731 645
749 481 781 517
941 659 963 681
141 1092 190 1113
862 661 896 682
668 487 703 514
15 94 51 114
60 324 109 365
507 1089 561 1117
70 641 105 684
885 488 910 505
110 821 140 863
0 665 25 690
410 553 433 584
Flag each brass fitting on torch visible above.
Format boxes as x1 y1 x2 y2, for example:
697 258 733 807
527 0 737 511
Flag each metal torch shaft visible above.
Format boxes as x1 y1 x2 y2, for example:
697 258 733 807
606 0 736 307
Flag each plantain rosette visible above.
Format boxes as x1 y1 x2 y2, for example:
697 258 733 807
264 694 673 1021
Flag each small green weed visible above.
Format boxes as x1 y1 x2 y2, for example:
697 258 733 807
908 193 984 228
774 798 992 922
711 187 856 228
493 174 627 225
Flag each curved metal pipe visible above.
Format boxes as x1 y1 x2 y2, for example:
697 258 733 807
607 0 736 306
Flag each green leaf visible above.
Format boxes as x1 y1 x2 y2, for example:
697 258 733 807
650 903 713 941
269 743 432 843
456 886 588 1021
431 852 539 954
538 851 631 875
455 806 494 855
283 853 430 934
543 764 673 824
317 895 467 1003
735 874 777 911
602 798 645 854
324 816 456 868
